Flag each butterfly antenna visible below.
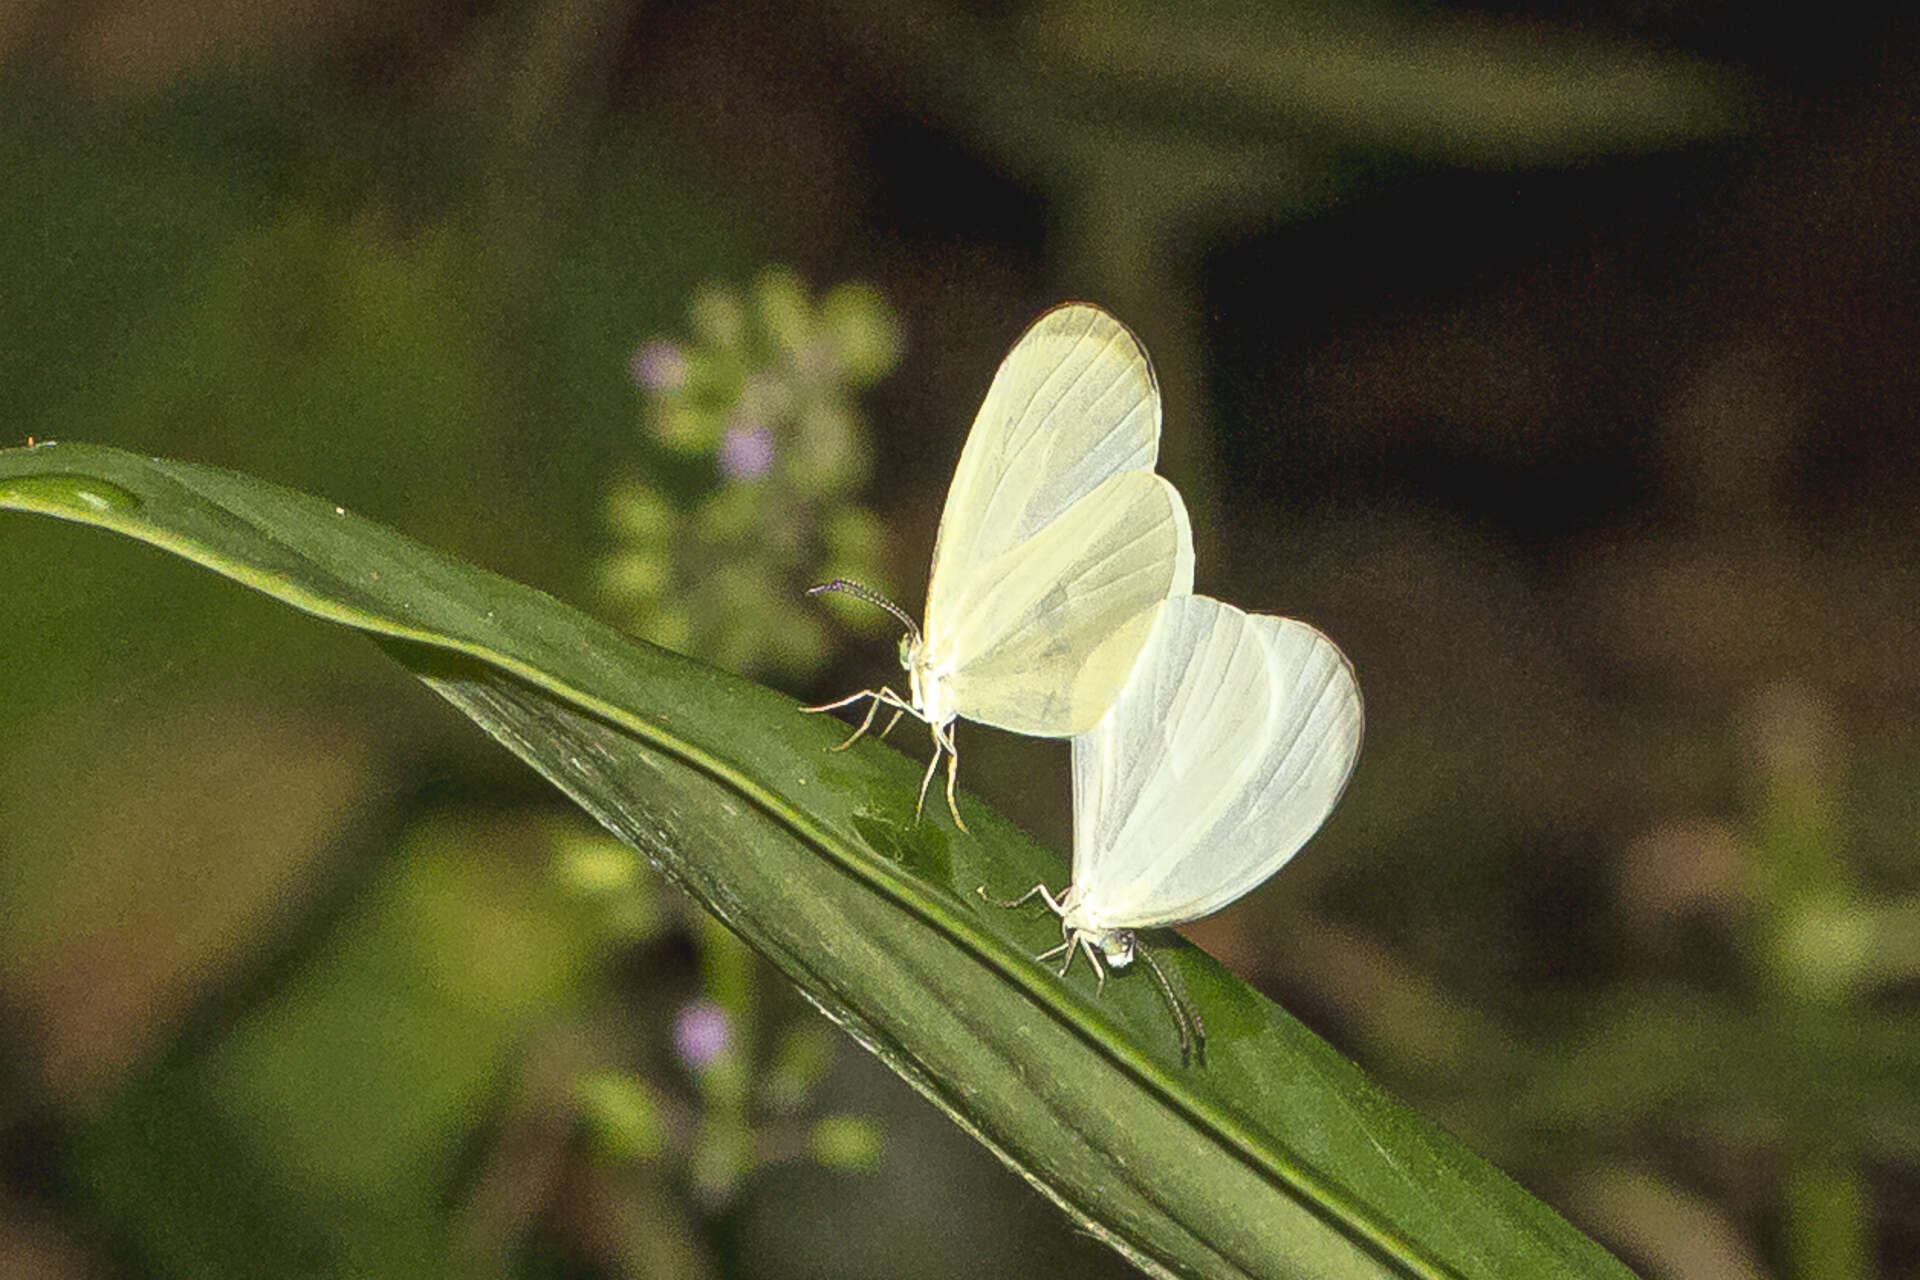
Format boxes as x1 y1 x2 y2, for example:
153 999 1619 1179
807 578 921 644
1139 944 1206 1067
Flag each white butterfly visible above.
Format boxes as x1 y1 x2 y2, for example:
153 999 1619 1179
809 303 1195 829
987 592 1362 1060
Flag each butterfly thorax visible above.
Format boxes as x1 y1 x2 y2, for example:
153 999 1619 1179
902 633 957 731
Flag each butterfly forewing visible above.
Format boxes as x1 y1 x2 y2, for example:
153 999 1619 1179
923 304 1165 652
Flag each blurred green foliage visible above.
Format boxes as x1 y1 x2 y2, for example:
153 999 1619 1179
0 69 886 1280
1408 683 1920 1280
557 832 884 1210
597 267 901 680
68 811 596 1276
3 0 1909 1273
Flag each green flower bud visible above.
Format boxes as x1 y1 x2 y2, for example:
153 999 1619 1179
810 1115 883 1172
754 266 812 358
818 282 902 386
690 283 747 352
651 400 723 453
574 1070 666 1163
762 1023 835 1111
604 480 677 544
598 549 673 602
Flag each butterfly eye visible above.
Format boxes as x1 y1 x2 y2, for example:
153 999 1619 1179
897 632 914 669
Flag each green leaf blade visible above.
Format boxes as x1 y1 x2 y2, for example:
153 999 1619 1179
2 442 1632 1279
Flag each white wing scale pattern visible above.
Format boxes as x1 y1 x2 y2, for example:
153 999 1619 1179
806 301 1195 828
922 305 1177 672
924 304 1161 636
940 472 1192 734
1068 595 1362 931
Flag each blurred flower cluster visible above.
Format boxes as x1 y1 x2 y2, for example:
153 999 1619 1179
599 268 902 680
554 825 882 1211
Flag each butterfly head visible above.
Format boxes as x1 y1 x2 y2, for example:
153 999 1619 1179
1059 890 1137 971
1095 930 1137 969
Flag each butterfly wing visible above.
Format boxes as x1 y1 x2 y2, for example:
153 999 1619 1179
941 471 1192 735
1070 595 1362 929
923 303 1193 735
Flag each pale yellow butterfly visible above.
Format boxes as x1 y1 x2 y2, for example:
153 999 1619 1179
984 592 1362 1061
808 302 1195 829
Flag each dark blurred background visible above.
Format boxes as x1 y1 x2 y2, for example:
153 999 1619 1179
3 1 1918 1277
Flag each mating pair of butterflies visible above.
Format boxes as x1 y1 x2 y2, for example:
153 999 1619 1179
809 303 1362 1056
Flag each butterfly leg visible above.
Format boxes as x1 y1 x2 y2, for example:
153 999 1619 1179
979 889 1110 989
805 686 914 752
912 719 968 832
1040 932 1105 984
861 689 916 748
939 724 968 832
868 688 916 745
1037 938 1073 976
1080 936 1108 991
802 687 880 714
976 882 1065 912
826 690 883 751
913 741 942 823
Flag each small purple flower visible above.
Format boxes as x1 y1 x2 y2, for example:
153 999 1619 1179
629 340 689 393
675 999 732 1069
718 422 776 480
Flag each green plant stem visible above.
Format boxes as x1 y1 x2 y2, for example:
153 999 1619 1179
1781 1154 1868 1280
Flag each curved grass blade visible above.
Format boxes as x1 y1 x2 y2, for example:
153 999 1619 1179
0 443 1633 1279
